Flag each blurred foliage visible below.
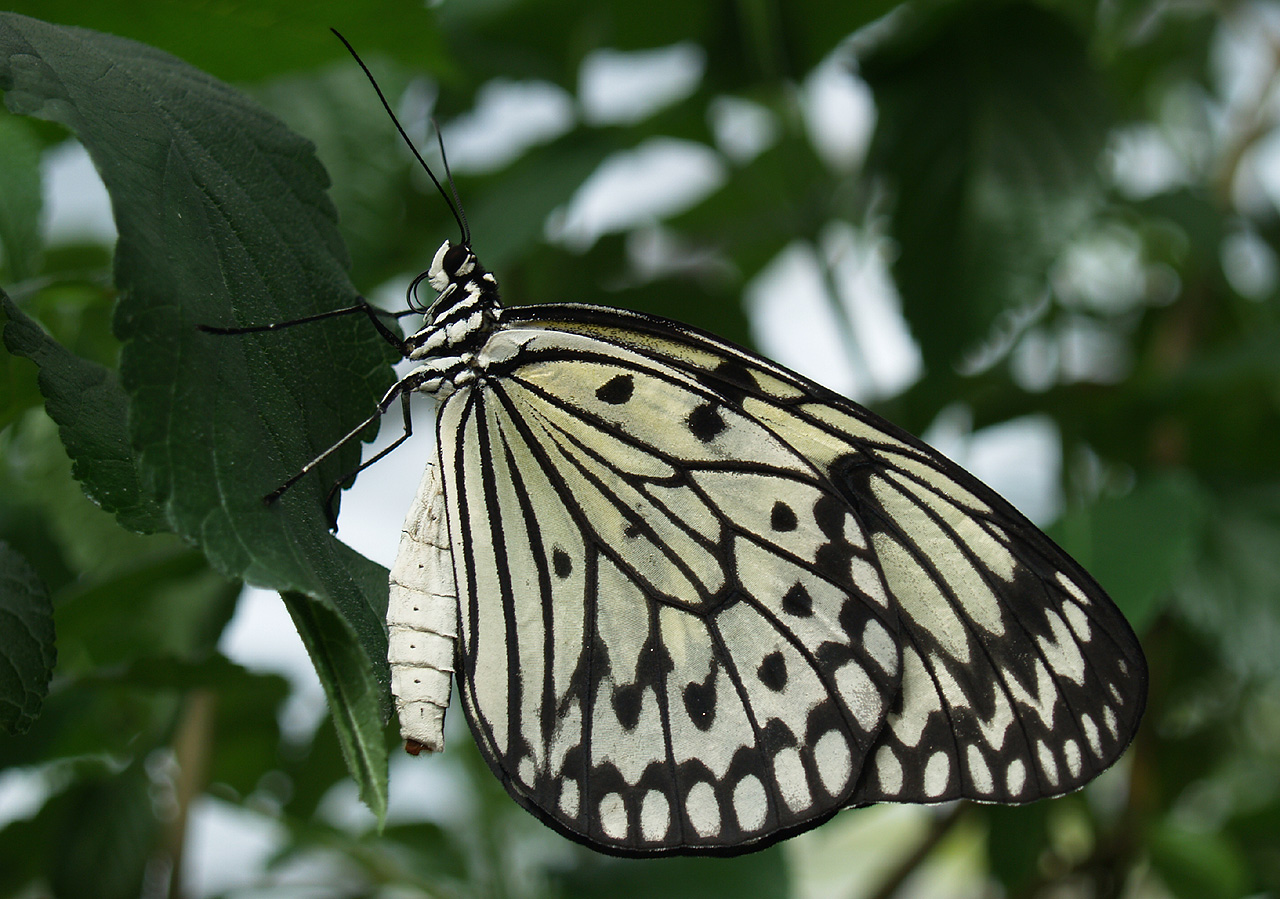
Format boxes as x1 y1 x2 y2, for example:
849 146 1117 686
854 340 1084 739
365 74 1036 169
1 0 1278 897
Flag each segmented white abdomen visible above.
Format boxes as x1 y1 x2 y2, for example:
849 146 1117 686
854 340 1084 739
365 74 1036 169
387 462 457 754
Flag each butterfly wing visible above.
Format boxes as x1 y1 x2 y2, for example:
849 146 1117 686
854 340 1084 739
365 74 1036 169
434 303 1145 856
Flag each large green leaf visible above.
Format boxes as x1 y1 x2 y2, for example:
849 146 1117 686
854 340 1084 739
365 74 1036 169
253 59 440 289
284 590 389 817
0 13 398 817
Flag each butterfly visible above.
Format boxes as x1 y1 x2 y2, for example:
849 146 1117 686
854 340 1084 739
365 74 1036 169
377 238 1146 857
240 32 1148 859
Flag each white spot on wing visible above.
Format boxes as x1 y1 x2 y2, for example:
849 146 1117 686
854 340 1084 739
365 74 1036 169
814 730 852 796
965 677 1016 753
924 751 950 797
640 790 670 842
1063 602 1091 641
887 647 941 746
1056 571 1090 605
1037 610 1086 685
559 779 580 817
686 782 720 837
863 619 897 675
843 514 867 549
1064 739 1083 778
875 745 903 795
1006 759 1027 795
851 557 889 607
835 662 883 731
1081 713 1102 757
772 747 811 813
733 775 767 832
966 744 993 794
1037 740 1059 787
600 793 627 840
1005 659 1059 730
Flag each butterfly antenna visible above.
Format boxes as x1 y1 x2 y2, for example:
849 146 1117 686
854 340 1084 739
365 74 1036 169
330 29 467 245
432 119 470 247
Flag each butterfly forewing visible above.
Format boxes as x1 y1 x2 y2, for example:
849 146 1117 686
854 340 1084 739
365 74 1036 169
435 324 905 855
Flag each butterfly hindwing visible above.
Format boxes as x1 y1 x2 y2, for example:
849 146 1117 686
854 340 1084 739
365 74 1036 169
436 323 904 855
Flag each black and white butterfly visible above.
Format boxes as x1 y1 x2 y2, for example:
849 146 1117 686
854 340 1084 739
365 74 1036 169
253 34 1147 859
380 239 1146 857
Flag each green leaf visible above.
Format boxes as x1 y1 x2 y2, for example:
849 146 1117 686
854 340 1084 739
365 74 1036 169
106 654 292 797
0 111 41 281
0 540 56 734
862 3 1109 366
1 13 395 815
253 59 432 289
284 590 388 822
2 292 168 533
439 0 893 90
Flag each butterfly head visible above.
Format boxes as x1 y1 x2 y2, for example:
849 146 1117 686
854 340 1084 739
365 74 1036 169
403 240 502 376
429 240 482 292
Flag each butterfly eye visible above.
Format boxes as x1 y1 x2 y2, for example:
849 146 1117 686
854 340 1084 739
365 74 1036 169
443 243 471 278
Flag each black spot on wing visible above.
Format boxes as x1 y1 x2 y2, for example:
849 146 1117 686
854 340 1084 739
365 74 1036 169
595 373 634 405
782 582 813 617
552 547 573 578
757 651 787 691
683 664 718 731
770 501 797 532
687 402 726 442
612 683 644 730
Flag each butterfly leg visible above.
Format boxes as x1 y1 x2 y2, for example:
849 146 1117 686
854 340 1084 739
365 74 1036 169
317 387 418 529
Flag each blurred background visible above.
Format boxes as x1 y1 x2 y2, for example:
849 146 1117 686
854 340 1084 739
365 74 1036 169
2 0 1278 896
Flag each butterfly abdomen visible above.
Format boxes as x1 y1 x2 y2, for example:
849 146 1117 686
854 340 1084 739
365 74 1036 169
388 462 458 754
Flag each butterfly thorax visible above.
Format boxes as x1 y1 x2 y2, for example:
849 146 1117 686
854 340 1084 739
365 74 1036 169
403 241 503 399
